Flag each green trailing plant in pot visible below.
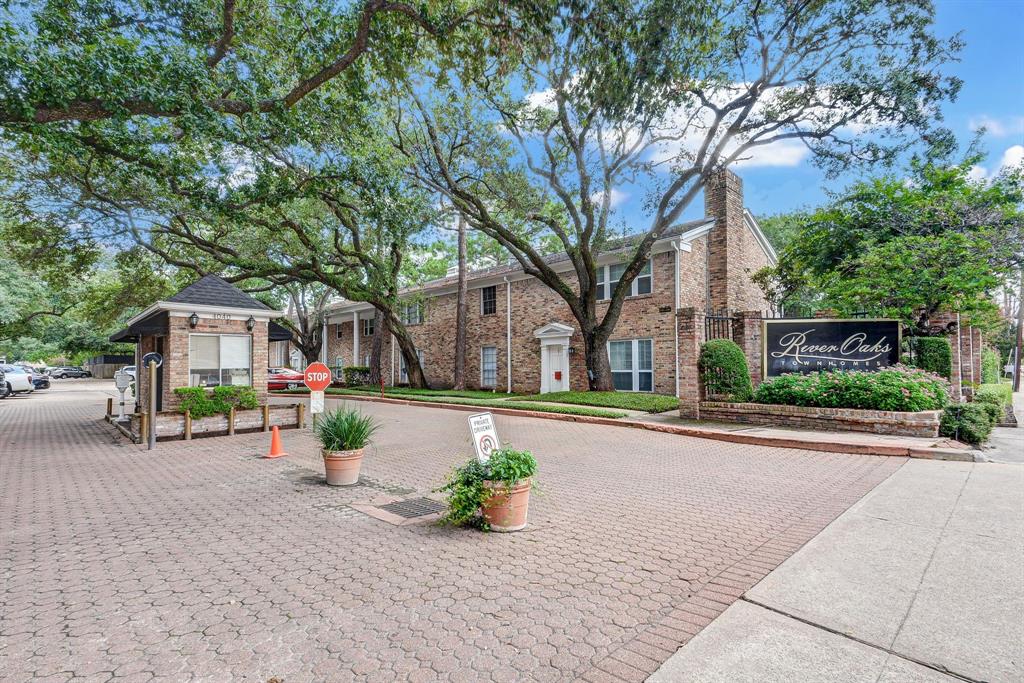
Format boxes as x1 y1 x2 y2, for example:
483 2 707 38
314 408 379 486
437 447 537 532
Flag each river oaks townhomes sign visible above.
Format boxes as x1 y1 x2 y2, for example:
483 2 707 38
762 319 901 377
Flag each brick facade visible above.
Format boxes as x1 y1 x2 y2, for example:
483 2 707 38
699 402 943 438
137 316 269 413
325 171 773 396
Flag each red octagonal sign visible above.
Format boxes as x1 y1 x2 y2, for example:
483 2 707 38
304 362 333 392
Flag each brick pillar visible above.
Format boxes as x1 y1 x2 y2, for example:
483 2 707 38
814 309 837 319
732 311 763 388
704 170 744 311
970 326 982 386
677 307 706 419
948 325 963 400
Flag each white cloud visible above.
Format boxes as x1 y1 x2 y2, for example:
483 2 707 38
969 115 1024 138
965 144 1023 182
590 188 629 208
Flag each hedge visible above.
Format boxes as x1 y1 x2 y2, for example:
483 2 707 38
915 337 952 378
976 382 1012 406
173 385 260 418
981 349 1001 384
698 339 753 402
940 403 994 445
752 366 949 412
342 366 371 385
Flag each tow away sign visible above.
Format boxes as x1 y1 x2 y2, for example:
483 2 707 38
468 412 499 463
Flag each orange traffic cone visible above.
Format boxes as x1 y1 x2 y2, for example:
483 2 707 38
264 426 288 459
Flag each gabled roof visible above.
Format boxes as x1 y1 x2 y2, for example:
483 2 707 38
166 275 272 311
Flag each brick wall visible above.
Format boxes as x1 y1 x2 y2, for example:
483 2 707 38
138 316 268 413
699 402 942 438
704 170 772 312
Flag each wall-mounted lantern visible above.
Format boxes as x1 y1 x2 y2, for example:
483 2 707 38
246 315 256 332
188 312 200 328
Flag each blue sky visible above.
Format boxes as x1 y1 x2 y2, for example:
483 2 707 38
693 0 1024 221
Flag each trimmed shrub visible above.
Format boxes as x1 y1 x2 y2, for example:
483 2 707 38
915 337 952 378
976 382 1012 406
698 339 753 401
981 349 1001 384
342 365 371 386
752 365 949 412
173 385 259 417
940 403 993 445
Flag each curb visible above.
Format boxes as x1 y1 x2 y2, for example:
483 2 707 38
270 391 974 461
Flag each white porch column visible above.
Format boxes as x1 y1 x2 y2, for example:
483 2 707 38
352 311 360 366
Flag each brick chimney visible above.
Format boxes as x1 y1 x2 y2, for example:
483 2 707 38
704 169 745 311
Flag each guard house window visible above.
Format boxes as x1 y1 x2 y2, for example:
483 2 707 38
608 339 653 392
481 286 497 315
362 318 374 337
399 350 425 384
399 301 423 325
336 324 343 339
189 334 252 387
596 260 652 301
481 346 498 387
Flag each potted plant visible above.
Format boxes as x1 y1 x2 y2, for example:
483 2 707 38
314 408 379 486
437 447 537 531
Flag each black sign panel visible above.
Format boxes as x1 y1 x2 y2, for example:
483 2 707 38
763 319 900 377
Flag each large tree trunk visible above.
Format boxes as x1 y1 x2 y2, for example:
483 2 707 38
582 325 614 391
382 307 429 389
368 309 385 385
453 213 468 390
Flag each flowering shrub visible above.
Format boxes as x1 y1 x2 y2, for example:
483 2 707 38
752 365 949 412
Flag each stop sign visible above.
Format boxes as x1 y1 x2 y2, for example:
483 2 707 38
304 362 333 392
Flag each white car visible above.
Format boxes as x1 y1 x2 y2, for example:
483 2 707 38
0 364 35 397
119 365 137 380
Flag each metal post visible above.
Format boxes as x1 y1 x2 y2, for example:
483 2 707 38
148 361 157 450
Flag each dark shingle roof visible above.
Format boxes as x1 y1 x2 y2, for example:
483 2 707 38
166 275 272 311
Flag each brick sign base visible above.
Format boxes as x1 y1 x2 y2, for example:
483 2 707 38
700 402 942 438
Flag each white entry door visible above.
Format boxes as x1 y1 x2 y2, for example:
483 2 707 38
544 344 568 393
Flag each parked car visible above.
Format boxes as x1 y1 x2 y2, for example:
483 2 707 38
31 374 50 390
118 365 137 380
0 364 35 396
268 367 305 390
49 366 92 379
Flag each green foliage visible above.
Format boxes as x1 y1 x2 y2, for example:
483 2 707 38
976 383 1012 407
981 349 1001 384
758 157 1023 332
517 391 678 413
699 340 754 402
314 408 379 452
173 386 259 418
939 403 993 445
342 366 371 386
753 366 949 412
436 447 537 530
915 337 953 378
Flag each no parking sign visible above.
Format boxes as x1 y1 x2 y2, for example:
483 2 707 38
468 412 499 463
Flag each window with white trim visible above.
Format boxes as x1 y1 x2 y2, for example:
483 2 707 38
480 286 497 315
362 318 374 337
607 339 653 392
481 346 498 387
399 349 425 384
596 259 652 301
399 301 423 325
189 334 252 388
336 323 343 339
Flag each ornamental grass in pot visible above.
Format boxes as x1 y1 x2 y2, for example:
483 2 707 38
437 447 537 532
315 408 379 486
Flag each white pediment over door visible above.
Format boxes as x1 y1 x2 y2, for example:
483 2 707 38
533 322 575 342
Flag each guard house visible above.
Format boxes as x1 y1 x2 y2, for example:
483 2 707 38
110 275 292 413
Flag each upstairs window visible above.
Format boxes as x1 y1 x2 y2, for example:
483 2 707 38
399 301 423 325
362 317 374 337
596 259 652 301
481 286 497 315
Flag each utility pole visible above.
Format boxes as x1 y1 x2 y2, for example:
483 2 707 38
453 212 468 390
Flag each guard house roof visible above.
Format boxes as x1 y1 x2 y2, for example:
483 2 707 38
109 275 283 343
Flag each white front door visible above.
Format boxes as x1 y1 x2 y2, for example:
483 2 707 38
542 343 569 393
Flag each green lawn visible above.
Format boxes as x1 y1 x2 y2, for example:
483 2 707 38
349 385 522 400
517 390 680 413
273 386 626 419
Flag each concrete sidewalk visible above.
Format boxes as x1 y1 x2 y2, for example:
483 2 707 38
649 459 1024 682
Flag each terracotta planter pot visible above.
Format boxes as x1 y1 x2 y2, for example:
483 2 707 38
322 448 364 486
481 478 532 532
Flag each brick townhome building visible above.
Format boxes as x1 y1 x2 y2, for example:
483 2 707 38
324 170 776 395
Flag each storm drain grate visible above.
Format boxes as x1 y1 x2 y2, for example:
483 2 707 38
377 497 447 519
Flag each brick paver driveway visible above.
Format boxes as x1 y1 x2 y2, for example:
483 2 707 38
1 381 904 682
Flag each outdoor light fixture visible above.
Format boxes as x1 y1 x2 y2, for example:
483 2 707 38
188 312 199 328
246 315 256 332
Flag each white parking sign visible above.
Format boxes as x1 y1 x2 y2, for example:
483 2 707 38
468 412 500 463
